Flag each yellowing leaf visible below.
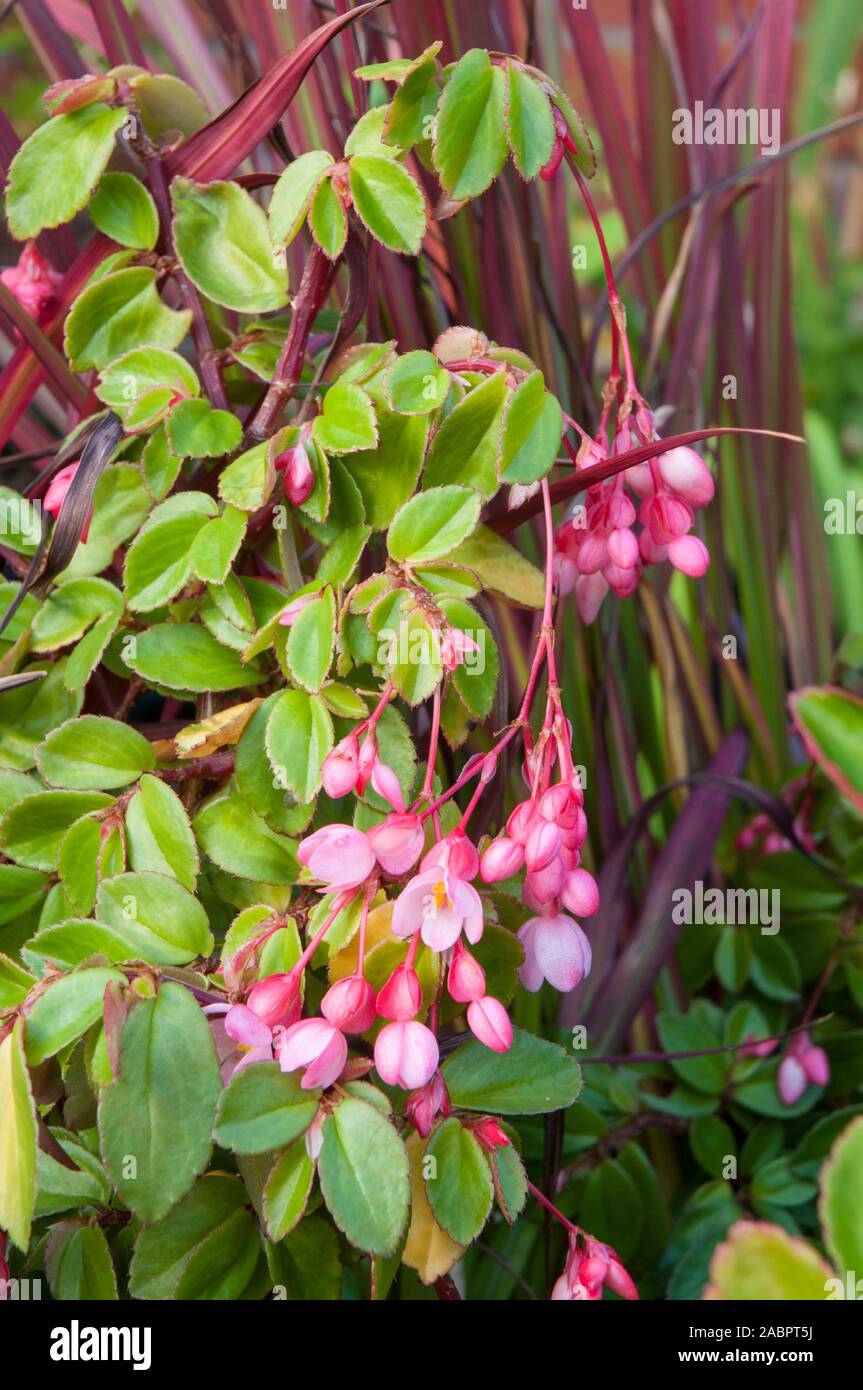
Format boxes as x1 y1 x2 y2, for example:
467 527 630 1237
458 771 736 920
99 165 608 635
0 1018 38 1250
402 1130 464 1285
174 699 264 759
328 898 394 982
705 1221 834 1300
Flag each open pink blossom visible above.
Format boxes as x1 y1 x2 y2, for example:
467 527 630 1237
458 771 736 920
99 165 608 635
392 867 483 951
467 995 512 1052
421 829 480 881
374 1020 439 1090
518 913 592 992
297 823 375 890
440 626 479 671
278 1017 347 1089
204 1003 275 1082
367 813 425 876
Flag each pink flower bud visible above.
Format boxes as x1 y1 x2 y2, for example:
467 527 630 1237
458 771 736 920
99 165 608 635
405 1073 450 1137
421 829 479 881
276 444 315 506
467 995 512 1052
321 974 377 1033
625 462 655 498
606 493 637 528
246 970 301 1030
376 961 422 1021
778 1053 807 1106
607 526 639 569
523 853 566 909
668 534 710 577
539 782 580 830
480 835 524 883
356 733 377 794
297 823 375 890
1 242 61 320
507 799 539 846
322 735 360 798
525 818 563 871
575 573 608 624
278 592 316 627
370 758 405 813
561 867 600 917
801 1043 829 1087
447 938 486 1003
44 463 89 539
605 1255 639 1300
367 812 425 876
472 1117 510 1152
657 446 714 507
374 1020 439 1089
574 531 608 576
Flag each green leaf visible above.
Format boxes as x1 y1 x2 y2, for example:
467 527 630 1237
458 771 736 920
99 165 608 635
749 932 801 1002
343 409 427 530
130 1173 252 1299
126 623 267 693
215 1062 319 1154
790 685 863 813
309 174 348 259
0 660 83 770
384 350 449 416
6 103 126 239
65 611 122 694
35 1132 110 1218
489 1140 527 1223
36 715 156 790
318 1096 410 1255
442 1026 582 1114
316 523 369 587
266 1214 341 1299
388 607 443 706
97 346 200 413
57 814 100 914
99 981 221 1221
439 596 499 719
269 149 334 246
706 1221 833 1299
580 1159 643 1263
656 1011 728 1094
424 371 509 497
95 871 213 965
1 790 113 870
500 373 562 484
219 441 274 512
194 790 297 884
284 588 336 693
64 267 191 372
172 176 289 313
0 1019 37 1250
444 524 545 607
126 775 198 890
90 171 159 249
32 577 123 654
264 1140 315 1240
388 485 481 564
125 512 209 611
344 106 396 158
0 863 48 925
820 1115 863 1278
383 43 441 149
142 427 183 500
60 463 150 580
504 63 555 179
425 1117 493 1245
46 1221 118 1300
189 507 247 583
312 379 378 455
167 398 243 459
691 1115 737 1178
433 49 507 199
265 689 334 802
25 966 125 1064
348 154 426 255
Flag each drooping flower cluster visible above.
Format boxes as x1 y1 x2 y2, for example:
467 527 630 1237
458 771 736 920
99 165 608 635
552 1230 639 1301
554 442 714 624
778 1029 830 1106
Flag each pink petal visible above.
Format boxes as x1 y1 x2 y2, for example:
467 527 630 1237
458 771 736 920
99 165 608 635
301 1028 347 1089
224 1004 273 1049
533 915 589 992
278 1017 336 1072
467 996 512 1052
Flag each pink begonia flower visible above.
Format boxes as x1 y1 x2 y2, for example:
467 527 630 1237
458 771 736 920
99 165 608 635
392 866 483 951
370 758 405 813
1 242 62 320
367 813 425 876
44 462 91 541
447 938 486 1003
376 961 422 1021
471 1118 510 1152
204 970 302 1082
440 626 479 672
480 835 524 883
244 970 301 1030
321 974 376 1033
277 592 316 627
297 823 375 891
322 734 360 797
467 995 512 1052
560 866 600 917
421 828 480 881
518 913 592 992
668 533 710 577
778 1030 829 1105
374 1020 439 1090
278 1017 348 1090
405 1072 451 1138
273 439 315 506
552 1235 638 1302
